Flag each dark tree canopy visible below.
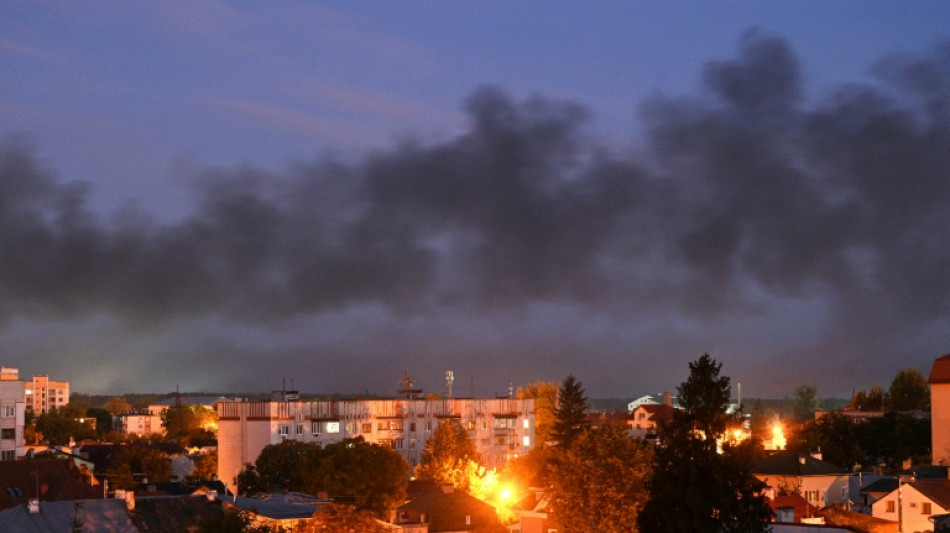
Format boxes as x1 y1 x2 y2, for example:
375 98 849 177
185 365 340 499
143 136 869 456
237 437 408 520
639 354 772 533
551 375 590 447
549 423 654 533
791 384 819 423
886 367 930 412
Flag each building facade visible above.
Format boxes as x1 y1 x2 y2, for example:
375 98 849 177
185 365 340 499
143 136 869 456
0 379 25 461
931 354 950 465
25 375 70 413
217 396 536 488
113 411 163 437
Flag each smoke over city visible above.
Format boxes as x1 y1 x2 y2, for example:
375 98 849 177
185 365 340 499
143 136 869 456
2 32 949 396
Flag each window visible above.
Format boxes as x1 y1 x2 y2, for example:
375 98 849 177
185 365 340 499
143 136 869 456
0 429 14 439
523 419 530 429
325 421 340 433
426 421 433 431
886 500 895 513
362 423 372 433
523 436 531 446
296 424 304 435
804 490 819 502
467 420 475 430
922 502 932 515
410 422 416 432
0 451 13 461
494 418 516 429
278 425 290 436
1 406 14 418
391 439 403 450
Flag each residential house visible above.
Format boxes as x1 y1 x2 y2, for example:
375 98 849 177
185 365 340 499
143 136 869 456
0 498 140 532
769 494 820 524
753 450 851 509
216 391 535 487
0 459 100 511
628 403 676 439
226 492 330 531
397 485 502 532
872 480 950 533
931 354 950 465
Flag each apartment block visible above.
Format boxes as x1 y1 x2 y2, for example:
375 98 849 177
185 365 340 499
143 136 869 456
26 375 70 413
1 367 70 415
0 377 26 461
217 395 536 488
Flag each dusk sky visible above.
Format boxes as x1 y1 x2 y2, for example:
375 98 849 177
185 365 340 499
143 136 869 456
2 2 950 399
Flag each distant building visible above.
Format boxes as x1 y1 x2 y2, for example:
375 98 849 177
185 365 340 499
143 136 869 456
217 388 535 488
1 369 69 414
931 354 950 465
113 411 163 438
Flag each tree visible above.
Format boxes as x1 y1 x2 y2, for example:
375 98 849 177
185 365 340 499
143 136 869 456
35 404 96 445
549 423 653 532
639 354 772 533
192 450 218 481
550 375 590 447
105 445 172 489
886 367 930 412
789 411 863 468
791 385 819 423
105 396 131 414
416 420 480 490
86 408 113 437
308 438 408 520
237 437 408 520
302 503 393 533
517 381 558 445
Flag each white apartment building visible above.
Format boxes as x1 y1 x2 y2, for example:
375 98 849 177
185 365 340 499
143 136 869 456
0 378 26 461
217 395 536 489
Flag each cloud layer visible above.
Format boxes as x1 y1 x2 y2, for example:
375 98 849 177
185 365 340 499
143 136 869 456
2 32 949 396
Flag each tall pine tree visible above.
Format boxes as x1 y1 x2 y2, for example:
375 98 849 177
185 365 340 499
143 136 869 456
638 354 772 533
551 375 590 447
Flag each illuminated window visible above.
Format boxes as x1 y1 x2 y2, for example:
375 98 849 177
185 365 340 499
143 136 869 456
523 436 531 446
325 421 340 433
523 419 530 429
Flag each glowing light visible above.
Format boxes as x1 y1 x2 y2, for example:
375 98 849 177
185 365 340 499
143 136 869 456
770 422 787 450
500 487 512 500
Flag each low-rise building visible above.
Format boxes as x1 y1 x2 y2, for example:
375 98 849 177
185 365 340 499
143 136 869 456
113 411 163 437
871 479 950 532
753 450 851 509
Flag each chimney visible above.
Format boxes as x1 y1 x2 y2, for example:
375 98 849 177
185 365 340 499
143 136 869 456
663 392 673 407
902 458 912 471
27 499 40 514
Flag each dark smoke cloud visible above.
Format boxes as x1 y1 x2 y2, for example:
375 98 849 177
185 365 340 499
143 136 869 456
2 31 949 395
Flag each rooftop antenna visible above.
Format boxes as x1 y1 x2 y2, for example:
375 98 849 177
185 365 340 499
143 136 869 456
446 371 454 398
508 380 514 399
